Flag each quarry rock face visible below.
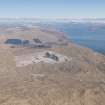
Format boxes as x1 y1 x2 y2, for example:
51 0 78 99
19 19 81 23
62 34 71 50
0 25 105 105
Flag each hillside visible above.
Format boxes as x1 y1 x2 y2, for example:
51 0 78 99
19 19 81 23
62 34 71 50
0 25 105 105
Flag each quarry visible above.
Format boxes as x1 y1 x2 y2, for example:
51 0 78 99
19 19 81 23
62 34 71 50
15 51 71 67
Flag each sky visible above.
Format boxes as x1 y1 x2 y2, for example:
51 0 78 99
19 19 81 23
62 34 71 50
0 0 105 18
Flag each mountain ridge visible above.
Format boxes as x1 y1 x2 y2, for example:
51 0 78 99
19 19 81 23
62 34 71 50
0 25 105 105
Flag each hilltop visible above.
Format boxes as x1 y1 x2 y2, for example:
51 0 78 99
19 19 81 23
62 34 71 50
0 24 105 105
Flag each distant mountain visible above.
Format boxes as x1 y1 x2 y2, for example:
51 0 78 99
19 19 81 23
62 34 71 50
1 18 105 23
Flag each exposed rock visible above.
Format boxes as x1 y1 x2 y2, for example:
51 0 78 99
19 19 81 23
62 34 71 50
45 52 59 61
33 38 42 43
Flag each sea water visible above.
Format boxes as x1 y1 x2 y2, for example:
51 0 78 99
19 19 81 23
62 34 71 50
48 22 105 55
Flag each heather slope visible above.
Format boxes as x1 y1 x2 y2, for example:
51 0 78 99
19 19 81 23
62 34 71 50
0 25 105 105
